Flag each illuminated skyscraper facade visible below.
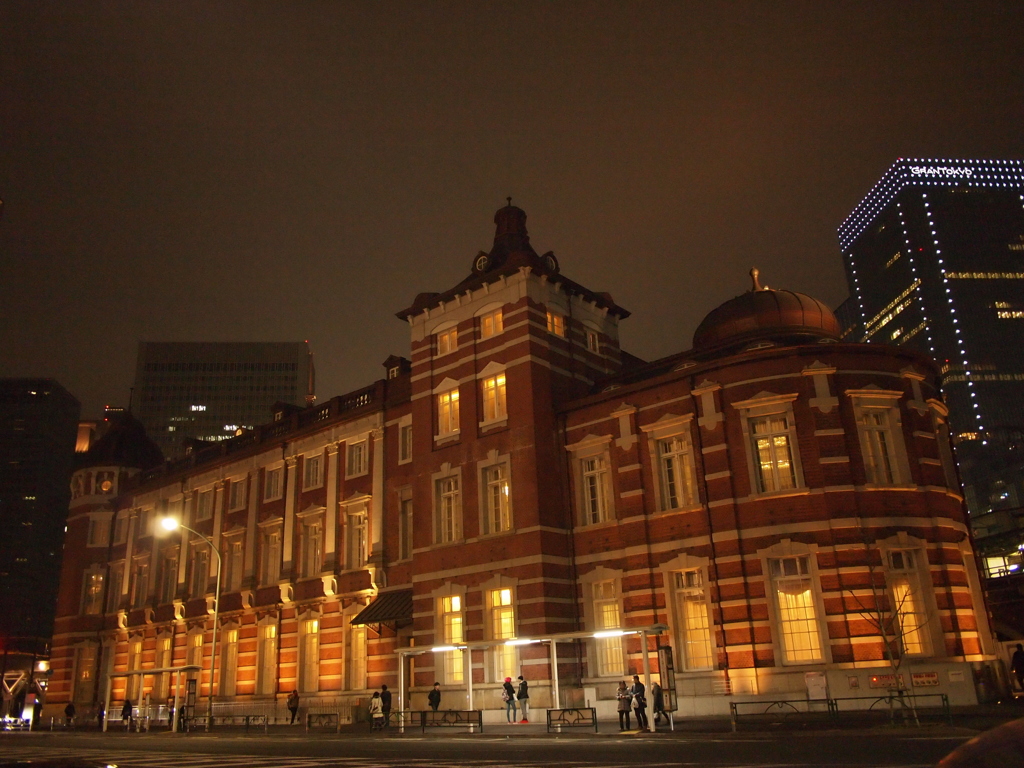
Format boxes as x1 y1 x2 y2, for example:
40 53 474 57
837 158 1024 518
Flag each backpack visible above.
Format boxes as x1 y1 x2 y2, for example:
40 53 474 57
501 689 510 702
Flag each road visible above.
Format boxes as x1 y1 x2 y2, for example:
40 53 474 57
0 729 972 768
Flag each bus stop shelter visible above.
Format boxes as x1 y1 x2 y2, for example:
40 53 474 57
102 664 201 732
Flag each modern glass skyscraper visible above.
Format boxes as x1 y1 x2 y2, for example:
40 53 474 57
837 158 1024 516
134 342 314 459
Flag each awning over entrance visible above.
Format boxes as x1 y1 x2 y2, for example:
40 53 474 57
350 589 413 629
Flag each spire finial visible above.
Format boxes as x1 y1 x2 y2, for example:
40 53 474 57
750 267 761 292
506 196 512 207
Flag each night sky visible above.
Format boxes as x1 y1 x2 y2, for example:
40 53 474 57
2 2 1023 419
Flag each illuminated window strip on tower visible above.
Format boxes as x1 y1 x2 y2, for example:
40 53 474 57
922 191 986 440
839 158 1024 251
895 203 937 357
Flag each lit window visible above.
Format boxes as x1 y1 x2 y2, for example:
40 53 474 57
303 455 323 489
299 619 320 693
657 435 696 510
187 632 204 682
435 475 461 543
437 388 460 436
347 625 366 691
82 571 104 615
346 506 367 569
127 640 143 700
221 629 239 697
586 329 599 353
673 570 713 670
437 327 458 356
73 644 98 703
264 467 283 501
887 550 928 656
750 415 797 493
546 311 565 337
480 309 503 338
857 410 898 485
490 588 516 680
592 580 622 676
483 464 511 534
580 456 611 525
441 595 464 684
481 374 507 422
346 440 368 477
257 624 277 695
768 556 822 664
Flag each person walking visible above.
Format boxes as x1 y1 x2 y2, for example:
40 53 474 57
121 699 133 732
516 676 530 723
630 675 648 731
368 692 384 731
1012 643 1024 692
63 702 76 729
502 677 518 723
380 684 392 727
287 689 300 725
616 681 632 730
427 682 441 711
651 681 666 726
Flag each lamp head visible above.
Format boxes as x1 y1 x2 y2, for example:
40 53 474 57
160 517 180 532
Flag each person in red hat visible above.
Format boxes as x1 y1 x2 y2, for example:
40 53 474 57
501 677 517 723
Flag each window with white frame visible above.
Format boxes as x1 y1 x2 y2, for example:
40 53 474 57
546 311 565 337
127 639 143 700
87 516 108 547
299 618 320 693
228 479 246 511
130 557 149 609
768 555 823 664
749 415 798 493
346 440 368 477
196 490 214 521
113 514 128 545
399 422 413 464
435 475 461 543
481 373 507 422
73 644 98 703
398 492 413 560
440 594 464 684
586 329 600 353
260 526 282 585
346 625 366 691
81 570 104 615
221 628 239 697
490 587 517 680
264 467 283 501
189 547 209 597
592 580 623 676
480 308 503 338
886 549 929 655
257 623 277 695
482 463 512 534
580 455 612 525
848 392 910 486
656 434 697 510
346 505 368 569
107 563 123 613
437 388 460 437
226 537 244 592
436 327 457 356
673 570 714 670
303 455 323 489
299 516 323 577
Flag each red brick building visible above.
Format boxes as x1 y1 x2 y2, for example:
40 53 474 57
47 205 998 724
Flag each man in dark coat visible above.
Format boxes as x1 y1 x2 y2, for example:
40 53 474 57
427 682 441 711
516 676 530 723
629 675 648 730
380 684 392 726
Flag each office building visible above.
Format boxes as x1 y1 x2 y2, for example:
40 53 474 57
0 379 80 647
46 205 997 725
134 342 315 460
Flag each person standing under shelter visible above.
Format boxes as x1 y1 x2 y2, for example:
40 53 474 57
651 681 666 726
1012 643 1024 692
630 674 648 730
616 681 632 730
64 702 76 729
502 677 517 723
368 692 384 731
516 676 530 723
427 682 441 711
121 699 133 731
287 689 300 725
380 684 392 727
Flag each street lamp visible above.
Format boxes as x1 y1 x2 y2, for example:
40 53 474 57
160 516 222 731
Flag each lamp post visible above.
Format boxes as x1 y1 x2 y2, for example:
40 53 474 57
160 516 222 731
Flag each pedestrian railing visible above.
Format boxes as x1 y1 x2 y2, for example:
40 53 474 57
730 692 952 731
546 707 598 733
305 712 341 733
729 699 830 731
415 709 483 733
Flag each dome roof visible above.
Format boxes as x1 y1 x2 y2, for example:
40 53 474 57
693 269 841 353
79 412 163 470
